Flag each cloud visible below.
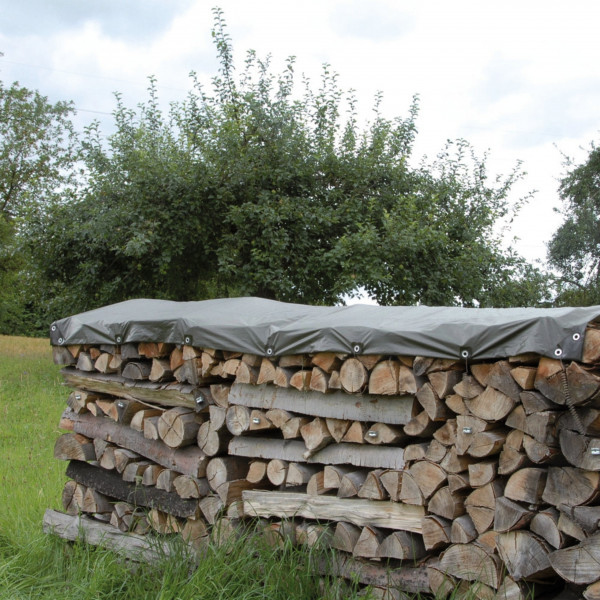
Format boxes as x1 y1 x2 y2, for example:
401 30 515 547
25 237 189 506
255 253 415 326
3 0 194 42
330 0 414 41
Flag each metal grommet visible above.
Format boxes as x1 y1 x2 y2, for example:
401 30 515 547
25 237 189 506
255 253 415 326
462 427 473 434
352 344 362 354
461 350 470 359
591 448 600 456
58 337 64 345
266 347 273 356
51 325 57 332
573 333 581 341
367 430 378 438
184 336 191 345
75 394 81 401
115 335 122 344
554 348 563 357
117 401 125 409
195 394 206 409
252 417 261 424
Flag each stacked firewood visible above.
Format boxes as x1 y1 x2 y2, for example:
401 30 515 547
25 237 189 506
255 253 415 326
46 328 600 599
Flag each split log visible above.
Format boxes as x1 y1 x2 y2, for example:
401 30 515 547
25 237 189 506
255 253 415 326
246 460 268 484
338 470 368 498
498 447 531 476
433 419 457 446
439 543 502 589
156 469 178 493
530 507 565 549
226 405 251 436
428 370 462 399
542 466 600 506
416 383 452 421
332 521 361 552
287 463 321 487
309 367 330 393
248 409 275 433
520 390 558 414
235 362 259 385
307 471 331 496
535 359 600 406
289 370 312 392
421 515 451 550
453 374 484 399
410 461 447 500
95 352 117 374
445 393 469 415
468 460 497 488
62 480 86 515
130 408 163 432
522 435 562 465
487 360 521 401
228 382 416 425
364 423 405 445
560 504 600 535
504 467 547 504
428 486 467 520
425 439 448 463
496 531 554 581
560 429 600 471
149 358 173 382
54 433 95 462
464 387 515 422
141 464 164 486
558 510 587 542
122 361 152 381
439 447 475 474
559 407 600 436
169 347 184 372
325 418 350 443
76 352 95 372
273 366 296 388
353 526 385 558
455 415 494 455
143 416 160 441
510 366 537 390
323 465 355 489
341 421 367 444
450 514 477 544
266 459 288 486
447 472 470 494
467 429 508 458
358 469 388 500
122 460 151 482
113 449 141 474
301 417 333 455
265 408 293 429
493 496 534 532
173 475 210 499
281 416 311 440
311 352 344 373
368 360 399 395
82 488 113 514
209 383 231 408
242 490 424 532
403 410 438 438
150 509 183 535
199 495 224 524
256 358 277 385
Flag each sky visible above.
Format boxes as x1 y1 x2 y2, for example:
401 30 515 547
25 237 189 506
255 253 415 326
1 0 599 268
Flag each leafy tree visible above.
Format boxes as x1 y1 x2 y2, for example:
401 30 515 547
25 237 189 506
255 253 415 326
0 79 78 333
28 9 547 322
548 142 600 305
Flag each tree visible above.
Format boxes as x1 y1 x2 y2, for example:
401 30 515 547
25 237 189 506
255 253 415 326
0 79 78 334
548 142 600 305
28 9 547 322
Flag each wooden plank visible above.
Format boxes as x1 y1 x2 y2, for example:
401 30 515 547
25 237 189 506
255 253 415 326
63 410 207 477
228 436 405 470
228 383 417 425
43 509 175 564
61 368 204 409
243 490 424 532
66 461 198 518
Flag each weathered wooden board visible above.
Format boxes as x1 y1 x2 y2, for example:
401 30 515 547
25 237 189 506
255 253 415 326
228 383 417 425
61 368 203 409
43 509 176 563
242 490 423 532
228 436 405 470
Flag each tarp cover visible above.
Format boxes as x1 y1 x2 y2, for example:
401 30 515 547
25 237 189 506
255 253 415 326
50 298 600 361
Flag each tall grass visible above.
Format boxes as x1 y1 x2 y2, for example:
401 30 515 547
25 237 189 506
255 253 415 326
0 336 376 599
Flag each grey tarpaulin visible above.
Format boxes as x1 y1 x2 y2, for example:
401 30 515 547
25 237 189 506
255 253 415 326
49 297 600 361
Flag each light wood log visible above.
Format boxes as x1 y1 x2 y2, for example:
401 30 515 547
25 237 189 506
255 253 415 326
585 581 600 600
433 419 457 446
141 464 164 486
122 460 151 482
199 495 224 524
248 409 275 433
158 406 203 448
468 460 497 488
542 466 600 506
209 383 230 408
467 429 508 458
447 472 470 494
82 488 113 514
173 475 210 499
226 405 251 436
487 360 521 401
341 421 367 444
450 514 477 544
535 359 600 406
338 470 368 498
559 407 600 435
325 418 350 443
522 434 562 465
113 448 141 474
332 521 361 552
403 410 437 438
156 469 178 492
149 358 173 382
288 370 312 391
95 352 117 374
496 531 554 581
228 382 417 425
410 461 447 500
122 361 152 381
560 504 600 535
54 433 95 462
453 374 484 399
197 422 231 457
465 387 515 422
455 415 493 455
439 447 475 474
273 366 296 388
520 390 557 414
246 460 268 484
439 543 502 589
416 383 452 422
76 352 95 372
339 358 368 393
471 363 494 387
493 496 534 532
312 352 344 373
301 417 333 454
428 370 462 400
358 469 388 500
281 416 311 439
425 439 448 463
364 423 405 445
368 360 399 395
377 530 426 560
266 459 288 486
560 429 600 471
256 358 277 385
445 394 469 415
235 361 259 385
498 447 531 476
378 470 402 502
323 465 354 489
206 457 249 491
398 472 425 506
558 510 586 541
62 480 86 515
530 507 566 549
421 514 451 550
242 490 424 532
307 471 331 496
353 526 385 558
130 408 163 432
143 416 160 441
428 486 467 520
287 463 320 487
309 367 330 393
510 366 537 390
169 346 184 372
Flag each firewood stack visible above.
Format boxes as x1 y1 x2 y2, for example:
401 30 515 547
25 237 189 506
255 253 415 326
44 299 600 598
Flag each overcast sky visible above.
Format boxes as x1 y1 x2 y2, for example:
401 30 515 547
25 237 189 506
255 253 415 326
2 0 599 267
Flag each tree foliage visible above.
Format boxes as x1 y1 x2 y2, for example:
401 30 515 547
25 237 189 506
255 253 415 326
26 10 546 324
548 142 600 305
0 79 78 334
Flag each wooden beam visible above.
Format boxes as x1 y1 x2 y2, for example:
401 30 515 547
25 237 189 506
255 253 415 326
228 436 405 470
63 410 208 478
228 383 417 425
66 461 199 518
242 490 424 532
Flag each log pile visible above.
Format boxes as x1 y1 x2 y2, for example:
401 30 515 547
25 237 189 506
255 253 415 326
46 325 600 598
